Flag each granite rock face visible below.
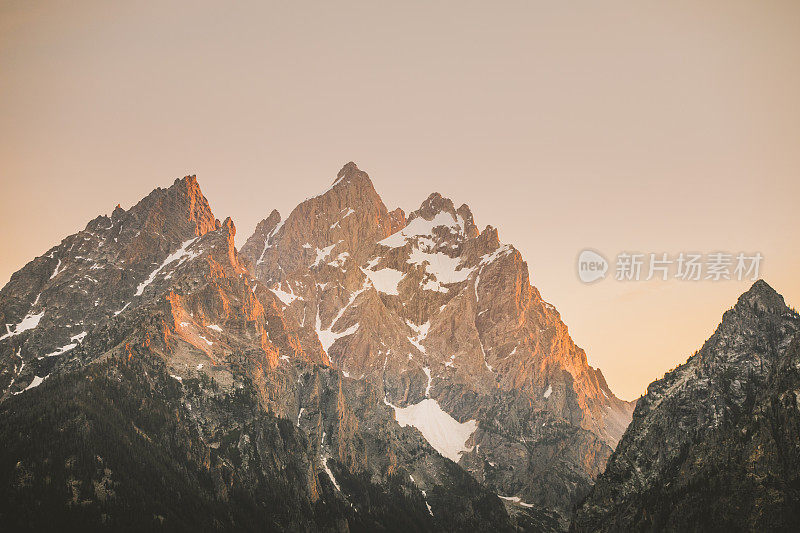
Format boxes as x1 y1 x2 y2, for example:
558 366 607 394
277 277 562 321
0 174 520 531
573 280 800 531
241 162 634 522
0 164 635 530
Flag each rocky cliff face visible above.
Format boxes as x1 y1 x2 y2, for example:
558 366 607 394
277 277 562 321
0 174 534 531
240 162 635 521
573 280 800 531
0 175 220 397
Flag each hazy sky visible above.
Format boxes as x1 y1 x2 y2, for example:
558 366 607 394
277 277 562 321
2 1 798 399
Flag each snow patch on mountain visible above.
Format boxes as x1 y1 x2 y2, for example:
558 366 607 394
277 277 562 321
498 495 535 508
407 248 473 292
12 374 48 394
390 398 477 462
270 283 303 306
378 211 463 249
312 242 341 267
0 310 46 341
361 267 405 295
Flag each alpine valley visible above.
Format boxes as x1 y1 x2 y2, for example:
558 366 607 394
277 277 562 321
1 163 796 532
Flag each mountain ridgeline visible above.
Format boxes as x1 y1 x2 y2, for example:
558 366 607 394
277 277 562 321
2 163 795 532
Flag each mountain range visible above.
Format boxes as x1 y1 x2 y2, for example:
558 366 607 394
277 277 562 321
1 163 796 532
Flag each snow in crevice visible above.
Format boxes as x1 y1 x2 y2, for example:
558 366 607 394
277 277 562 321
407 320 430 354
322 456 341 491
315 282 367 352
482 352 493 372
423 367 432 397
296 407 305 427
257 219 284 265
206 324 223 333
316 315 359 353
421 490 434 516
543 385 552 398
135 237 199 296
49 259 63 279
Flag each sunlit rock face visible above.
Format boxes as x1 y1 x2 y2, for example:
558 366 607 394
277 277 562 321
0 171 527 531
573 280 800 532
0 175 220 394
241 162 635 522
0 163 634 530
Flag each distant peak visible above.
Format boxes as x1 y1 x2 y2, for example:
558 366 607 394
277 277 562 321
736 279 787 314
333 161 364 185
338 161 360 176
314 162 381 204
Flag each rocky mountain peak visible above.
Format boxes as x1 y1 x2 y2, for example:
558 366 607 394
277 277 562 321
574 282 800 531
241 163 398 284
120 173 218 240
328 161 381 199
236 164 637 523
413 192 456 220
736 279 788 315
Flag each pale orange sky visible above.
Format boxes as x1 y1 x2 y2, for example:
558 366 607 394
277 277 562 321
2 1 798 400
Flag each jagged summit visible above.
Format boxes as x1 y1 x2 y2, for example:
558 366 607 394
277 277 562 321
239 163 635 523
114 173 218 239
241 163 400 284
